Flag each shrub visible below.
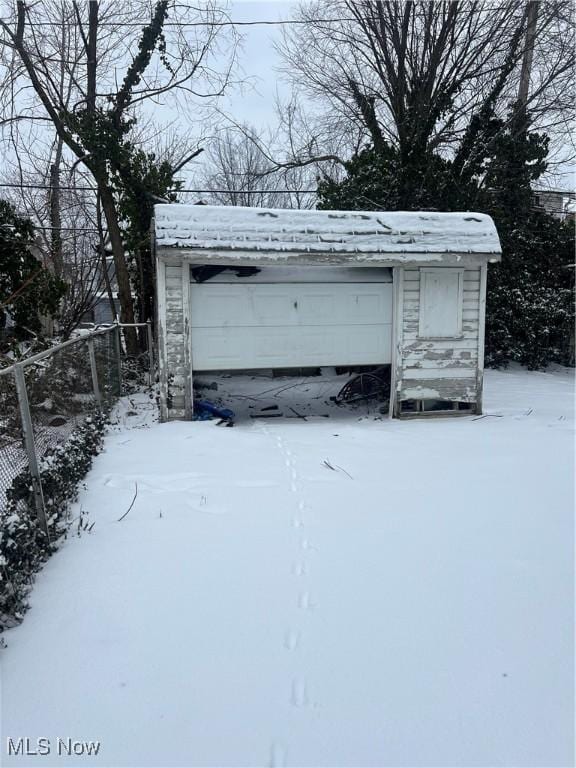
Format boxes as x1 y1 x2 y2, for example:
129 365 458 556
0 412 107 630
485 214 575 369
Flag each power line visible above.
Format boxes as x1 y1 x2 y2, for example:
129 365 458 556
4 205 572 234
2 181 574 198
178 189 317 195
0 182 318 194
0 17 356 29
6 183 569 198
533 188 576 195
1 223 100 232
0 8 523 28
3 182 573 200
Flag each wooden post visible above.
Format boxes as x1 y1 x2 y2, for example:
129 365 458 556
156 258 168 422
181 263 192 420
391 267 405 418
114 324 123 396
476 263 488 416
88 337 101 406
13 364 49 538
146 320 154 387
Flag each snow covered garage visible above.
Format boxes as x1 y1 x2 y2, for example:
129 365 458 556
153 205 501 421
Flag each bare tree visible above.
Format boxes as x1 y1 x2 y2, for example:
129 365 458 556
197 124 317 209
0 1 238 352
277 1 575 176
0 153 111 338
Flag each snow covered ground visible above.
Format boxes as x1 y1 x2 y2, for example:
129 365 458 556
1 367 574 767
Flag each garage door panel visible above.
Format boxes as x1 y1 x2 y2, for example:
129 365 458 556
253 327 296 360
297 293 335 323
191 325 391 370
193 291 245 327
347 291 388 322
252 293 294 323
191 284 392 328
191 328 242 366
190 282 392 370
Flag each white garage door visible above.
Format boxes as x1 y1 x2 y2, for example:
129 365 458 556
190 279 393 370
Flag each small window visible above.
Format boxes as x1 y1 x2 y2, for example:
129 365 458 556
418 268 464 338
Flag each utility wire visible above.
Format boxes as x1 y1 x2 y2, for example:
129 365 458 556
2 204 571 235
0 17 358 28
0 182 318 193
0 9 521 28
1 182 572 197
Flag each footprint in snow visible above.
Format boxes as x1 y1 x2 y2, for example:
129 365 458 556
269 742 286 767
298 591 315 610
292 562 307 577
284 629 301 651
291 678 309 708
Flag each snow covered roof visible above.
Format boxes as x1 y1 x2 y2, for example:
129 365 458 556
154 204 501 256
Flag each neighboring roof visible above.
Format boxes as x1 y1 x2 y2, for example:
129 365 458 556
154 204 501 256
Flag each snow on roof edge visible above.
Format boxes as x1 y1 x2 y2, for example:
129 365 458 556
153 204 502 256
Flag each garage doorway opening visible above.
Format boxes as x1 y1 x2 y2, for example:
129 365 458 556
192 365 392 424
188 265 393 423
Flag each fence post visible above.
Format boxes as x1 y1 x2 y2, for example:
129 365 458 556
13 364 49 538
146 320 154 386
87 338 101 406
114 324 123 396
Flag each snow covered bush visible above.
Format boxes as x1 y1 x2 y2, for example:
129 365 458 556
481 116 575 369
0 412 107 630
485 218 575 369
121 352 151 395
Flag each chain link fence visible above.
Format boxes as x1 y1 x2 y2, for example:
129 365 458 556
0 372 26 511
0 323 153 531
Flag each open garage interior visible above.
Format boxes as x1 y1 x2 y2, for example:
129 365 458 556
192 366 392 425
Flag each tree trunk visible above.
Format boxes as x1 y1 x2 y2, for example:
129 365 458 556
49 139 64 278
96 194 117 323
98 183 138 356
518 1 539 110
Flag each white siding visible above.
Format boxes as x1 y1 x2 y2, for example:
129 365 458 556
395 266 483 410
158 261 189 420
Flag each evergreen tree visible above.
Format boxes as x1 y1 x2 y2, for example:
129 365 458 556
485 212 574 368
317 144 478 212
316 117 574 369
115 148 182 327
0 200 66 346
481 113 573 367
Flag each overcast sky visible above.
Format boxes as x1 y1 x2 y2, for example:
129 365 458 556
221 0 293 130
